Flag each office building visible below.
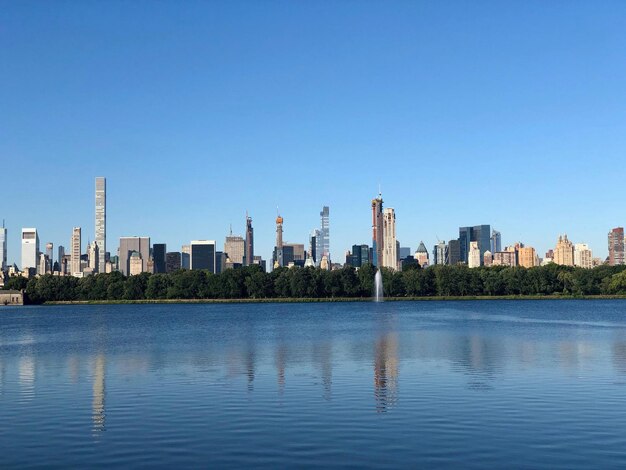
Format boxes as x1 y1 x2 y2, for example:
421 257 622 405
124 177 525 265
21 228 39 272
320 206 330 261
459 224 491 265
309 229 320 265
166 252 181 273
399 247 411 259
0 222 6 272
491 230 502 254
129 251 143 276
215 251 226 274
554 234 574 266
518 246 537 268
244 214 254 266
152 243 167 273
574 243 593 269
608 227 625 266
181 245 191 270
371 193 384 267
433 241 448 266
190 240 216 272
95 177 106 273
45 242 53 273
448 239 461 265
468 241 481 268
350 244 371 268
71 227 82 276
119 237 150 275
381 208 397 270
275 213 284 268
224 233 245 264
39 253 47 275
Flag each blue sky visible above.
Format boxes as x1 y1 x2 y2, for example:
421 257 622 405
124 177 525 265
2 1 626 266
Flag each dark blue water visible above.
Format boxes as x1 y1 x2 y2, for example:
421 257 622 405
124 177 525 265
2 300 626 468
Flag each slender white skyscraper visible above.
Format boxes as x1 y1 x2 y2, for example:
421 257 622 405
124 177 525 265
382 208 397 270
21 228 39 271
95 177 106 274
71 227 82 276
320 206 330 261
0 221 7 271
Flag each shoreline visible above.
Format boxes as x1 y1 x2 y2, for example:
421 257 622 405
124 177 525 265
42 295 626 305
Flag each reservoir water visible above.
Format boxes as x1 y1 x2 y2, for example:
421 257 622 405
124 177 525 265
2 300 626 468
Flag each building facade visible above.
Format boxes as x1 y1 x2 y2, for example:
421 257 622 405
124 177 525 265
224 235 245 264
190 240 216 272
244 214 254 266
71 227 82 276
275 214 284 268
433 241 448 265
468 241 481 268
493 251 517 267
414 241 429 267
21 228 39 272
1 223 7 272
320 206 330 262
491 230 502 254
119 237 150 276
95 177 106 274
166 252 181 273
518 246 537 268
459 224 491 266
448 239 461 265
382 208 397 270
554 234 574 266
608 227 625 266
152 243 167 273
371 193 384 267
574 243 593 269
181 245 190 270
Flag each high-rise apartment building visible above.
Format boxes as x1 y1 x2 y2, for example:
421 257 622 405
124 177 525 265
95 177 106 274
608 227 625 266
433 241 448 265
71 227 82 276
1 222 7 272
309 229 320 265
484 251 493 267
493 251 517 267
45 242 53 273
554 234 574 266
181 245 191 269
119 237 150 275
448 239 461 265
224 233 245 264
518 246 537 268
275 213 284 268
371 193 384 267
382 208 397 270
152 243 167 273
574 243 593 269
190 240 216 272
320 206 330 261
468 241 481 268
459 225 491 265
166 252 181 273
491 230 502 254
129 251 143 276
21 228 39 272
88 241 99 272
244 214 254 266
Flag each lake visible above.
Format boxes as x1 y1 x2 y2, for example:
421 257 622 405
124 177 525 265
2 300 626 468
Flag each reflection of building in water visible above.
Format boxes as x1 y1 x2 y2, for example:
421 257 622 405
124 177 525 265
19 356 35 400
374 333 398 413
612 339 626 375
314 342 333 401
275 344 287 394
92 354 106 433
246 350 255 392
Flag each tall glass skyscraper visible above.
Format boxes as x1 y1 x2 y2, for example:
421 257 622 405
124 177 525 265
320 206 330 262
459 225 491 265
95 177 106 274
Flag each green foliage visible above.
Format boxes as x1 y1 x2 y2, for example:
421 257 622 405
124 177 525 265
15 263 626 304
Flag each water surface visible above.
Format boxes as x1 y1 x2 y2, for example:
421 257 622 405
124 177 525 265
2 300 626 468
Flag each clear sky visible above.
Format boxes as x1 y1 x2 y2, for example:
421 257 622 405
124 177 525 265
2 1 626 267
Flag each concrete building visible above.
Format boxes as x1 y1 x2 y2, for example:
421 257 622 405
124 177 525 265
181 245 190 270
459 225 491 266
129 251 143 276
320 206 330 262
574 243 593 269
433 241 448 266
21 228 39 272
244 214 254 266
468 241 481 268
152 243 166 273
190 240 216 272
39 253 47 276
275 213 284 268
71 227 82 276
483 250 493 267
1 222 7 272
95 177 106 274
224 233 245 265
608 227 625 266
371 193 384 267
88 241 99 273
0 290 23 306
554 234 574 266
493 251 517 267
382 208 397 270
119 237 150 276
166 252 181 273
414 241 429 268
518 246 537 268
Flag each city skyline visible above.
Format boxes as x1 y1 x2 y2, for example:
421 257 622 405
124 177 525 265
3 3 626 265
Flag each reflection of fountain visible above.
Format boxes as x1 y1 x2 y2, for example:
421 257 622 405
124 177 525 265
374 270 384 302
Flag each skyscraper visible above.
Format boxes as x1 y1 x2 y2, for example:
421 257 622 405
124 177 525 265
88 241 99 272
190 240 216 272
46 242 53 273
244 214 254 266
71 227 82 276
554 234 574 266
608 227 625 266
433 241 448 265
468 241 481 268
58 245 65 274
0 222 7 272
152 243 167 273
181 245 191 270
382 208 397 270
491 230 502 254
21 228 39 271
320 206 330 262
309 229 321 265
166 252 181 273
224 232 245 265
275 213 284 268
95 177 106 274
448 239 461 265
574 243 593 269
459 225 491 265
371 193 384 267
518 246 537 268
118 237 150 276
414 241 429 267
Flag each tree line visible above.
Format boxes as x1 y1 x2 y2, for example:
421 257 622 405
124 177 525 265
4 263 626 304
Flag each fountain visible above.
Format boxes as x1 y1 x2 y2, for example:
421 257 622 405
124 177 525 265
374 270 384 302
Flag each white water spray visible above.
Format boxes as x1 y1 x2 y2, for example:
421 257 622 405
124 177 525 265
374 270 384 302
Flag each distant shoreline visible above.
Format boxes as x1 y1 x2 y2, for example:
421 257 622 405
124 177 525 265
42 295 626 305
